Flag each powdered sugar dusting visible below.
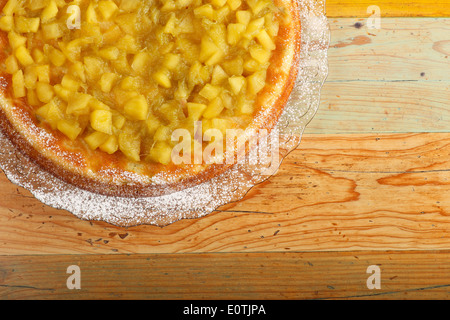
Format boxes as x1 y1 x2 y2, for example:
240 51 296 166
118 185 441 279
0 0 329 227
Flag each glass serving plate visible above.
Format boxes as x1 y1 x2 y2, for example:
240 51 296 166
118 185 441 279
0 0 329 227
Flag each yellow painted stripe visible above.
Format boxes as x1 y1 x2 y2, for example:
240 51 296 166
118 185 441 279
326 0 450 17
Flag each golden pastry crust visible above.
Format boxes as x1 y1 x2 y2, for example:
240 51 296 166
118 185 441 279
0 0 301 197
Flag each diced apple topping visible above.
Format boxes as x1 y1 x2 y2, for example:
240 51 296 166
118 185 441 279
1 0 281 164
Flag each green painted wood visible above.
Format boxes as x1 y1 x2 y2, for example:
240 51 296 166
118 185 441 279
305 18 450 134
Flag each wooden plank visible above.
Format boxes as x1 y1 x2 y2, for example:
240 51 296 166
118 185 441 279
0 132 449 255
326 0 450 18
304 18 450 134
327 18 450 82
307 81 450 134
1 250 450 299
0 1 448 302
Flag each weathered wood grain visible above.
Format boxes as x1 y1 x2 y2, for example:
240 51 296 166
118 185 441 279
1 4 449 300
326 0 450 18
0 133 449 255
1 250 450 300
306 18 450 134
327 18 450 81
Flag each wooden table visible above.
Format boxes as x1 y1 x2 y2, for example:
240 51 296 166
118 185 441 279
1 0 449 300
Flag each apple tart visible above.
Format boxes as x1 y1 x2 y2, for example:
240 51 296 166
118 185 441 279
0 0 300 197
